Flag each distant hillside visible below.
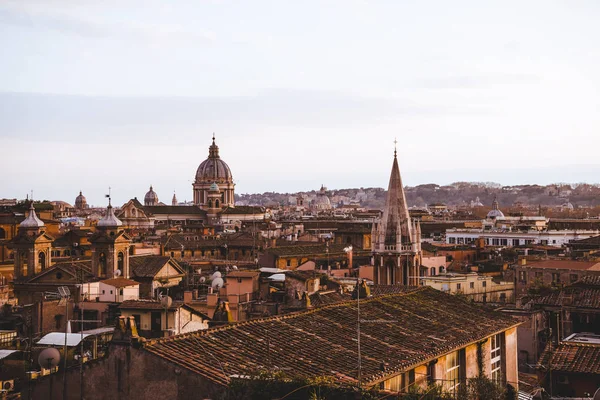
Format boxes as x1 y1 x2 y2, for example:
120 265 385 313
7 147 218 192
236 182 600 211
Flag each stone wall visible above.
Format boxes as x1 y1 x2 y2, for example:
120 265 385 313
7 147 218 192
25 342 225 400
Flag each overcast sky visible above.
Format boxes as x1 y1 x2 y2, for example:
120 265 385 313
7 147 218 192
1 0 599 206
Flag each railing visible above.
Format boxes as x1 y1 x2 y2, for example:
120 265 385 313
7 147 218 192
382 244 414 252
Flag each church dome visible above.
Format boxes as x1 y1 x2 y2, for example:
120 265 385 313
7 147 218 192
486 196 504 219
20 202 45 229
144 185 158 206
75 191 87 209
97 202 123 228
314 185 332 210
195 137 233 184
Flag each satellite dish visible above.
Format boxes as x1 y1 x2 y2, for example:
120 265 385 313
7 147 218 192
114 269 122 277
160 295 173 308
211 277 224 290
212 271 222 280
38 348 60 369
199 277 206 283
232 265 238 270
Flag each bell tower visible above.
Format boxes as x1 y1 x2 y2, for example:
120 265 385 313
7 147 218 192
372 143 422 285
9 201 53 279
89 198 131 279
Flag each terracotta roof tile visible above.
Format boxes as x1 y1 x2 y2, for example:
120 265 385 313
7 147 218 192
144 287 519 386
538 342 600 374
100 277 139 288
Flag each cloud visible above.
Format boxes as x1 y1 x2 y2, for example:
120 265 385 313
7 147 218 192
0 2 215 43
413 73 540 90
0 90 487 145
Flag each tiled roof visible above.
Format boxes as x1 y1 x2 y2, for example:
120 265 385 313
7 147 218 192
143 205 207 216
538 341 600 375
266 243 364 257
129 255 183 278
143 287 519 387
120 299 183 311
529 275 600 309
220 206 265 215
308 290 351 307
226 270 260 278
100 278 140 288
25 260 94 283
524 260 600 271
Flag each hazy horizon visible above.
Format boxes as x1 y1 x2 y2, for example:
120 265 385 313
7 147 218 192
2 1 600 206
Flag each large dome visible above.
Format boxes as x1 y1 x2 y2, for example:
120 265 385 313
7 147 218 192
144 185 159 206
195 137 233 184
75 191 87 209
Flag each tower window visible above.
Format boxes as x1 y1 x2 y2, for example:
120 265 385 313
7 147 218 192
38 251 46 269
99 252 107 276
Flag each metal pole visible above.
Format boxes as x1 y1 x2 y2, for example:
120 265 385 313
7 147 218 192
357 279 361 388
80 269 84 400
62 297 69 400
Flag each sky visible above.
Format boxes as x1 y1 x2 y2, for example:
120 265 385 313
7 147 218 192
1 0 599 206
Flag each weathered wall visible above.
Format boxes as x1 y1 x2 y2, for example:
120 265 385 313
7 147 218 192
25 343 225 400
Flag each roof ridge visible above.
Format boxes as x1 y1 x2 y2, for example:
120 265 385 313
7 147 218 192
146 286 429 346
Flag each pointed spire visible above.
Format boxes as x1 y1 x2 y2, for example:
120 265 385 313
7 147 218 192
394 137 398 158
379 149 413 246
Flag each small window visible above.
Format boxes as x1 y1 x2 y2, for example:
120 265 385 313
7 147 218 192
552 273 560 284
456 283 461 291
482 281 487 288
110 290 113 295
119 288 124 295
102 290 105 295
469 282 474 289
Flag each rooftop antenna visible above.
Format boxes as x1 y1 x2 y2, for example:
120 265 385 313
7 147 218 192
105 187 112 206
44 286 70 400
394 137 398 158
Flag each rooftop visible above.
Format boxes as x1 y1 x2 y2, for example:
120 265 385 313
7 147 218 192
143 286 519 387
523 260 600 271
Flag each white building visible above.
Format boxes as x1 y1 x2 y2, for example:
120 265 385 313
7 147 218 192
446 228 598 247
80 278 140 303
421 272 514 303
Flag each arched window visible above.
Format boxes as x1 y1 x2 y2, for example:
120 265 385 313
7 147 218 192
215 200 220 208
208 199 213 208
21 252 28 276
117 252 124 273
99 252 107 276
439 266 445 274
38 251 46 269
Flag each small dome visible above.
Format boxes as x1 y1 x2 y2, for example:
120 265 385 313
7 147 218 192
209 182 220 192
75 191 87 209
144 185 158 206
314 186 331 210
487 196 504 219
19 202 45 229
487 209 505 219
97 203 123 228
195 137 233 184
562 201 574 210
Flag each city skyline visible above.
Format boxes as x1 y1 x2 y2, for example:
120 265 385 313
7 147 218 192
2 1 600 204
